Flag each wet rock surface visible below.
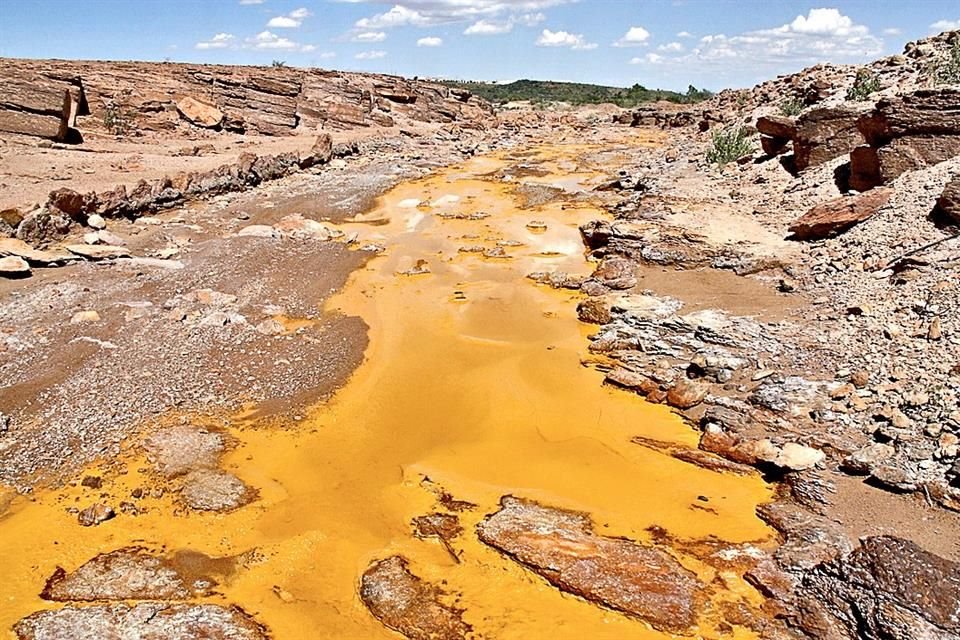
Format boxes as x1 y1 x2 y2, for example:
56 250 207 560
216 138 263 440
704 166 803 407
360 556 471 640
14 603 268 640
477 496 703 634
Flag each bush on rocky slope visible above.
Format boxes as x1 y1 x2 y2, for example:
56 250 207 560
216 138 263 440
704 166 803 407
706 126 753 165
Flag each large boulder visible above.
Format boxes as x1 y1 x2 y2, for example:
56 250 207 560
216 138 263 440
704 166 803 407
796 536 960 640
936 177 960 225
788 188 893 240
793 107 866 171
477 496 704 634
176 96 224 129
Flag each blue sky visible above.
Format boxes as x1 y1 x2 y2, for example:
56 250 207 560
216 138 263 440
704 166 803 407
1 1 958 90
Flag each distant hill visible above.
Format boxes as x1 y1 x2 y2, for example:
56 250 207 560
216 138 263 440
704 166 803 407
438 79 713 107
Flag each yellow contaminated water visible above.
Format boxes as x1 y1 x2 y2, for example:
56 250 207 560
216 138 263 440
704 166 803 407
0 141 775 639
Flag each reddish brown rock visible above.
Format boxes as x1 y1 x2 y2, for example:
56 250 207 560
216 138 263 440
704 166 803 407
937 177 960 225
793 107 866 171
47 188 92 218
477 496 704 634
858 88 960 145
359 556 470 640
760 135 790 156
666 378 709 409
797 536 960 640
576 297 611 324
848 144 883 192
77 503 115 527
176 96 224 129
788 188 893 240
756 115 797 140
299 132 333 169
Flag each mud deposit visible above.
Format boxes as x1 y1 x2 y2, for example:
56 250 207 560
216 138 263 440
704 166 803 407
0 141 776 638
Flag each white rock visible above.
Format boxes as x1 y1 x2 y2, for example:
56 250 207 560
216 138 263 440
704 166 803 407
0 255 31 276
237 225 280 239
87 214 106 230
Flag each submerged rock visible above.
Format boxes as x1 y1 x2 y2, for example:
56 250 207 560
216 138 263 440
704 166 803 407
360 556 471 640
41 547 216 601
477 496 703 634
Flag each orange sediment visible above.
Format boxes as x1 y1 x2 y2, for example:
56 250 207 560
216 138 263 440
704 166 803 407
0 140 776 639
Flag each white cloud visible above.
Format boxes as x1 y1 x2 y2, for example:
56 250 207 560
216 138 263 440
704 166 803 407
247 30 300 50
931 19 960 32
882 27 902 36
301 44 317 52
536 28 597 50
318 51 337 59
350 0 572 30
196 33 236 49
355 50 387 59
676 31 693 38
630 52 663 64
239 0 264 4
267 7 311 28
353 31 387 42
267 16 300 28
658 41 685 53
636 8 883 87
613 26 651 47
465 19 512 35
417 36 443 47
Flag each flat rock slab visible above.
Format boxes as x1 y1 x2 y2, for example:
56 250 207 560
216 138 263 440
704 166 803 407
41 547 216 601
0 255 31 276
14 603 267 640
360 556 471 640
179 469 252 512
788 188 893 241
0 238 78 265
64 244 130 260
477 496 703 634
142 425 227 478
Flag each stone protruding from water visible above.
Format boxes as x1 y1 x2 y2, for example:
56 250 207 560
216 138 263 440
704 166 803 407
360 556 471 640
477 495 704 634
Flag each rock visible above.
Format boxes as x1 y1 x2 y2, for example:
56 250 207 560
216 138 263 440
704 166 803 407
576 297 611 324
665 378 709 409
756 115 797 140
142 425 226 478
47 188 91 218
936 177 960 225
359 556 471 640
592 257 636 289
86 214 106 229
0 255 31 277
793 107 867 171
299 132 333 169
0 237 76 264
788 188 893 240
70 310 100 324
928 317 942 341
16 209 72 245
41 547 216 601
64 244 129 260
0 207 24 229
0 70 86 142
77 503 115 527
841 443 895 474
176 96 223 129
237 224 280 238
477 496 703 634
797 536 960 640
773 443 825 471
14 603 267 640
179 469 252 512
760 134 790 156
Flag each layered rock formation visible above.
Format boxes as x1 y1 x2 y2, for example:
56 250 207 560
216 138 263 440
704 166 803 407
0 58 495 140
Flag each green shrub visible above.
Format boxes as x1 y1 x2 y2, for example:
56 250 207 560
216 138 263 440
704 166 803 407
933 42 960 85
102 92 135 136
845 69 881 101
779 98 804 117
271 59 287 68
706 127 753 165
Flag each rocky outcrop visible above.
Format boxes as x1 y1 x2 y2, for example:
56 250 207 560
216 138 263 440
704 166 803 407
477 496 704 634
788 188 893 240
792 107 867 171
0 58 495 140
0 68 88 141
359 556 471 640
850 89 960 190
757 115 797 156
796 536 960 640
